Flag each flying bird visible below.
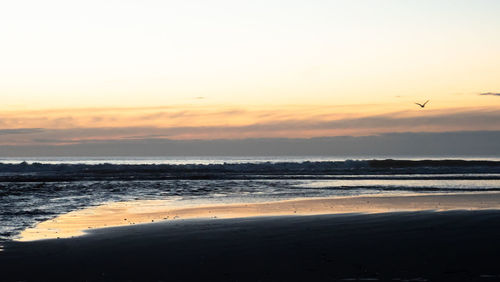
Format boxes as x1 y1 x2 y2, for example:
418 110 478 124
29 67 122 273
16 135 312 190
415 100 429 108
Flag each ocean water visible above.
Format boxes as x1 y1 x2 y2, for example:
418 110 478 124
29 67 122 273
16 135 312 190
1 157 500 242
1 155 500 165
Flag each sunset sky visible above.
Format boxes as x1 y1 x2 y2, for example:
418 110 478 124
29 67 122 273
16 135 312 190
1 0 499 147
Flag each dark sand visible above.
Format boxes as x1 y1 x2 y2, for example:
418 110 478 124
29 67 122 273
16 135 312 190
2 210 500 281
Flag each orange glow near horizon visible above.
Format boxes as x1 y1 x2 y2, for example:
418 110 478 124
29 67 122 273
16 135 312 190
0 102 499 145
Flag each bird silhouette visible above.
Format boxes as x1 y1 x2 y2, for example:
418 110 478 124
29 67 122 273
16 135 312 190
415 100 429 108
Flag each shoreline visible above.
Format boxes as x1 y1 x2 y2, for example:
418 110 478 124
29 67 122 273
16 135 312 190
18 192 500 241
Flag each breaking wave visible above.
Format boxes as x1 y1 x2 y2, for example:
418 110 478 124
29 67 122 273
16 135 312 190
1 159 499 182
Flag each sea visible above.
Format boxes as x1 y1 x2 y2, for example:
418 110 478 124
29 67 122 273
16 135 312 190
1 156 500 243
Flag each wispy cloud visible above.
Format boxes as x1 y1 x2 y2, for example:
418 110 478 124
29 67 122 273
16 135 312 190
0 128 43 135
1 109 499 145
479 92 500 96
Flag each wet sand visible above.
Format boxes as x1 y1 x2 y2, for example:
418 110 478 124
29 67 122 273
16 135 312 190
2 210 500 281
18 192 500 241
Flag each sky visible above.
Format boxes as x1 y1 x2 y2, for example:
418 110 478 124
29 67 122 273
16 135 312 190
0 0 499 150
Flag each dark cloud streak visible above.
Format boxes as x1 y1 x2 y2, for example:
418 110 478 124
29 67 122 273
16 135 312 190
479 92 500 96
1 131 499 157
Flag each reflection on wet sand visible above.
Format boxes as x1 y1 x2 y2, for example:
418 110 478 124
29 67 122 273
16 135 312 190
18 193 500 241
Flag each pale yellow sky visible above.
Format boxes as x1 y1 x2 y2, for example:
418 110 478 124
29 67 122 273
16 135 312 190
0 0 499 144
